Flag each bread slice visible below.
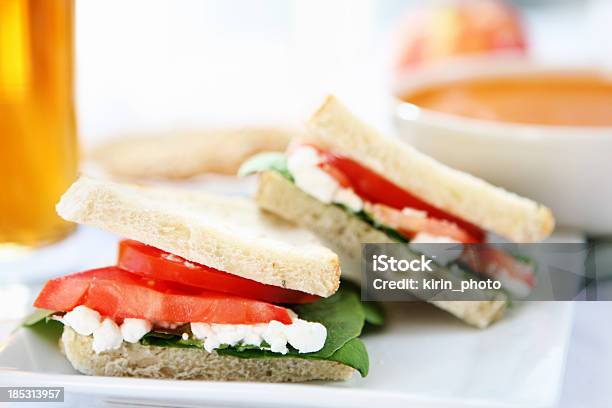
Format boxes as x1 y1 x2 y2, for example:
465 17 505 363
303 95 554 243
57 177 340 297
256 171 506 328
89 126 296 180
60 327 353 381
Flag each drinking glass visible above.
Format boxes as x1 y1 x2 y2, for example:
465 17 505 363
0 0 77 252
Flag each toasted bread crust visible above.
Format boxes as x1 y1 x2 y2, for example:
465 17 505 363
304 96 554 243
57 177 340 297
256 171 506 328
60 327 354 382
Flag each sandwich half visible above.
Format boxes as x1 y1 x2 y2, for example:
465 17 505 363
28 177 374 381
241 95 555 328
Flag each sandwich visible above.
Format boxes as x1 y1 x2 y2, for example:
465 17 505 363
27 177 375 382
240 95 555 328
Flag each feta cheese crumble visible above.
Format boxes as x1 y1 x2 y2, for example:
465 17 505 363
190 316 327 355
57 305 153 353
411 233 460 244
92 318 123 354
61 305 101 336
401 207 427 218
121 318 153 343
57 305 326 355
287 146 363 211
410 233 463 265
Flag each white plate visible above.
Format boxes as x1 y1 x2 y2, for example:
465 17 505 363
0 301 574 408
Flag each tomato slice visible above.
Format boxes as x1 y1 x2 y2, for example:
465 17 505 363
366 203 480 244
460 246 535 295
317 162 351 188
117 240 320 304
33 267 293 324
310 146 485 242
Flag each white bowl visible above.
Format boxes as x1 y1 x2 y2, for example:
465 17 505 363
392 58 612 235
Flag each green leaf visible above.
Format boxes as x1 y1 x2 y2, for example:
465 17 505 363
238 152 293 181
22 313 64 345
361 301 385 326
292 285 365 358
323 337 369 377
22 309 56 327
217 337 370 377
337 279 385 326
141 334 193 348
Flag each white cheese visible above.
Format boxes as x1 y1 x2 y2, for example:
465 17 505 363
215 324 249 347
410 233 463 266
120 318 152 343
288 146 364 211
58 302 327 355
92 318 123 354
62 305 101 336
293 166 339 204
242 330 264 347
190 317 327 355
411 233 460 244
155 321 184 330
286 145 321 170
204 336 221 353
286 318 327 354
190 322 215 339
288 146 338 204
262 321 289 354
333 188 363 212
401 207 428 218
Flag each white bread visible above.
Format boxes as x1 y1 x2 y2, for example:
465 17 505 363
60 327 353 382
256 171 505 328
89 126 295 180
303 95 554 243
57 176 340 297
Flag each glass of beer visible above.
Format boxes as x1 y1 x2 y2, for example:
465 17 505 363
0 0 77 251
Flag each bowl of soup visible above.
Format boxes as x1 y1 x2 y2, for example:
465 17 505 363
393 57 612 235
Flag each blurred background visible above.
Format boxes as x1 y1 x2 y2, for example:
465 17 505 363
76 0 612 145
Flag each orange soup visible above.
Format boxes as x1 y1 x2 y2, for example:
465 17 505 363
402 75 612 127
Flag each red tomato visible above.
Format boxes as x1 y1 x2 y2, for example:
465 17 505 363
317 163 351 188
399 217 481 244
315 148 485 242
33 267 293 324
366 203 480 244
460 246 535 289
117 240 320 304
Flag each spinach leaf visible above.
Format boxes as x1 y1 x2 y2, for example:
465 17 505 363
21 312 64 345
335 279 385 327
238 152 293 181
361 301 385 326
217 337 369 377
22 309 56 326
323 337 369 377
292 285 365 358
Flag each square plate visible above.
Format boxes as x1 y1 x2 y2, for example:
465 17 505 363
0 301 574 408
